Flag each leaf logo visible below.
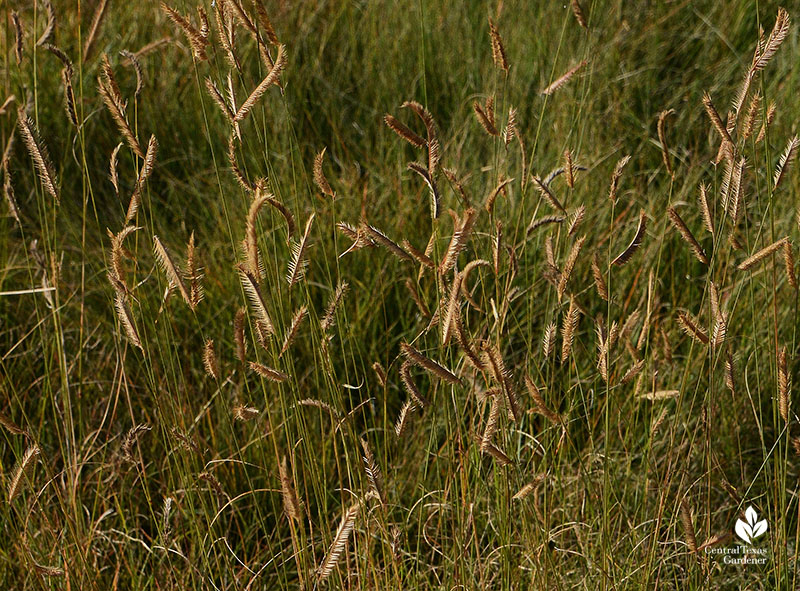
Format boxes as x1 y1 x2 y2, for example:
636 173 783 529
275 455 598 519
734 506 768 545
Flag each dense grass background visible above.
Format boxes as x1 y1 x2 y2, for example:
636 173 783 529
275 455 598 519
2 1 800 589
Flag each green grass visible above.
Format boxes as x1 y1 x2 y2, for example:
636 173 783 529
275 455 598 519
2 1 799 589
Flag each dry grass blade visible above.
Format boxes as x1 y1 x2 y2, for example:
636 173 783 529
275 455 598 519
249 361 289 382
7 444 40 503
83 0 109 60
287 214 315 287
667 207 708 264
737 237 788 271
234 44 287 122
17 109 59 202
773 136 799 190
401 342 461 385
318 502 361 581
541 60 587 95
612 209 647 266
153 236 191 306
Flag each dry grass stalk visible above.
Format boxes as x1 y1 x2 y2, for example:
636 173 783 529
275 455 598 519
234 44 287 122
612 209 647 266
773 135 799 190
0 411 27 436
402 239 435 269
657 109 675 177
401 343 461 385
702 92 734 148
443 168 471 207
756 102 776 143
741 91 761 141
279 455 303 521
205 77 235 122
287 214 314 287
481 440 512 465
321 280 349 333
482 343 520 421
557 235 585 301
384 114 425 148
531 175 566 213
372 362 387 387
7 444 40 503
667 206 708 264
679 499 698 553
17 109 59 202
233 405 259 421
98 71 144 159
481 395 501 450
249 361 289 382
203 339 219 380
525 376 560 422
317 501 360 581
541 60 587 95
676 310 709 345
127 135 158 222
121 424 151 462
737 237 788 271
563 149 576 188
228 134 255 191
778 346 790 424
120 49 144 97
237 264 274 336
280 306 308 357
487 18 509 72
153 236 192 306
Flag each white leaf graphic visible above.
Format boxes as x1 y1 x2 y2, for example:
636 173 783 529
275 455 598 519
745 506 758 526
751 519 768 539
735 519 752 544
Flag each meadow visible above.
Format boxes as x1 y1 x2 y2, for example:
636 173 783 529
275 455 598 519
1 1 799 589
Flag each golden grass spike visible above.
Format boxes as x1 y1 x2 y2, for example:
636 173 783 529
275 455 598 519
784 240 797 289
400 361 429 407
114 294 143 350
503 107 517 146
756 102 776 143
254 0 280 44
487 17 509 72
657 109 675 177
405 278 431 319
440 208 478 273
234 44 286 122
778 346 790 423
407 162 441 219
17 109 59 202
203 339 219 380
679 499 698 553
568 205 585 236
571 0 588 29
484 177 513 214
557 235 585 302
153 236 191 306
741 91 761 141
542 322 557 358
360 438 385 507
363 224 412 261
697 183 714 235
384 114 425 148
237 264 275 336
482 343 520 421
531 175 566 213
7 444 40 504
280 305 308 357
481 395 501 450
591 253 608 301
473 101 499 136
402 239 435 269
541 60 587 95
249 361 288 382
372 362 387 387
676 310 709 344
561 299 580 363
321 280 349 333
639 389 679 401
394 399 416 437
441 273 463 346
228 133 255 191
400 342 462 385
279 455 303 521
702 92 734 146
98 79 144 159
667 207 708 264
513 476 546 500
773 136 799 190
563 149 575 188
287 213 315 287
12 12 23 65
317 501 360 581
0 410 26 436
83 0 109 60
186 232 203 309
36 0 56 47
401 101 437 144
751 7 790 73
205 77 235 122
313 147 335 198
161 2 208 60
737 237 788 271
481 440 512 465
297 399 341 420
612 209 647 266
525 376 560 423
608 154 631 203
126 135 158 222
234 307 247 363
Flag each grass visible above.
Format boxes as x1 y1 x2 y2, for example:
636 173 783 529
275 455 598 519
1 1 800 589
